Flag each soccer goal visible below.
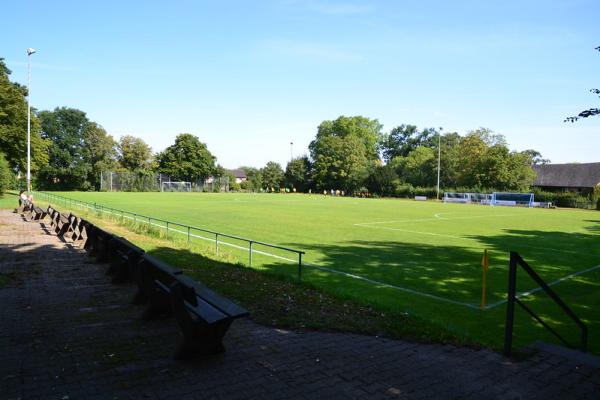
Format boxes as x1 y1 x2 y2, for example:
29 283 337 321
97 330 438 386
443 192 492 205
161 181 192 192
490 192 534 207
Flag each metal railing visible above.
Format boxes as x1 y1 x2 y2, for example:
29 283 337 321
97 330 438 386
504 251 588 356
34 191 306 280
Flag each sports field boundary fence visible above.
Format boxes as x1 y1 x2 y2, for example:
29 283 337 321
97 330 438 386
33 191 305 279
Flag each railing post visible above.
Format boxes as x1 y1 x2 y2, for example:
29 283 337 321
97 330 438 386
298 253 303 282
215 233 219 256
166 221 169 238
187 226 191 244
504 251 518 356
249 241 253 267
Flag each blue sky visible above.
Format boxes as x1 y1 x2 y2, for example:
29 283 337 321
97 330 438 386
2 0 599 169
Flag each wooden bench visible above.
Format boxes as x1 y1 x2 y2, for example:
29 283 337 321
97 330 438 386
106 236 145 284
167 274 249 359
29 204 46 221
93 228 115 263
137 254 182 318
54 213 72 238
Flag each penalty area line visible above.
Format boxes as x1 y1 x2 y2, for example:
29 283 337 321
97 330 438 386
484 263 600 310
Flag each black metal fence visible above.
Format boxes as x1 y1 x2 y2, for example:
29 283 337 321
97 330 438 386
504 251 588 355
33 191 306 280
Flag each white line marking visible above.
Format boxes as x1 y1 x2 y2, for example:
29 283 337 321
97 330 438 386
354 213 519 227
484 263 600 310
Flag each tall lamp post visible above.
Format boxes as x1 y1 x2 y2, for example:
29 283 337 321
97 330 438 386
290 141 294 161
436 127 443 200
26 48 36 193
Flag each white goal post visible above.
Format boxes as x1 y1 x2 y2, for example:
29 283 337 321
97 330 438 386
161 181 192 192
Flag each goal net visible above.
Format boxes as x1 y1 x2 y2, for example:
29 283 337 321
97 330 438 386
161 181 192 192
491 192 534 207
443 192 492 205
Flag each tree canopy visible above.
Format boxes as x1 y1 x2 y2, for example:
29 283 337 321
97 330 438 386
37 107 93 190
118 135 154 171
0 58 48 179
260 161 284 190
156 133 215 181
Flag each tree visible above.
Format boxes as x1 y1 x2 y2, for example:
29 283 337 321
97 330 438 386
310 115 382 162
285 156 311 191
37 107 92 190
118 135 154 171
260 161 284 191
565 46 600 123
0 58 48 179
366 164 398 196
380 124 438 161
522 149 550 166
240 166 263 191
391 146 437 187
83 122 118 190
156 133 215 181
0 152 11 195
311 134 370 192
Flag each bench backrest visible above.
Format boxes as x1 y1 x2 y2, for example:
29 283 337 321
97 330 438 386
139 253 182 287
173 274 249 319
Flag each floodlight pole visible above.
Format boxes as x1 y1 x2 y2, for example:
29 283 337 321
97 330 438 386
290 142 294 161
26 48 36 193
436 128 442 200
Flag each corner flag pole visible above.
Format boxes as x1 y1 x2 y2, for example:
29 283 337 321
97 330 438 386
480 249 490 310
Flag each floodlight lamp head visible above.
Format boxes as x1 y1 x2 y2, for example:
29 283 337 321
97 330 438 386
27 48 36 55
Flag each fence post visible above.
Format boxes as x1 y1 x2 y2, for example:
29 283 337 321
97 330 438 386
298 253 303 282
215 233 219 256
166 221 169 238
504 251 518 356
187 226 190 244
249 241 253 267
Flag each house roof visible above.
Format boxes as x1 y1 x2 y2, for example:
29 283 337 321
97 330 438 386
227 169 247 179
533 162 600 188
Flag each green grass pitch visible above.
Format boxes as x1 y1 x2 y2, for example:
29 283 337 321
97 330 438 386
39 191 600 353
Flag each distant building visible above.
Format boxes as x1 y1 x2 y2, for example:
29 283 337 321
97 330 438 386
227 169 247 184
533 162 600 193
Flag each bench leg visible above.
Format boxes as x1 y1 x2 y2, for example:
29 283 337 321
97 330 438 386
174 321 231 360
141 288 172 320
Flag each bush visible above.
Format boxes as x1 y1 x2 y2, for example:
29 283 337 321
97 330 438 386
532 189 595 209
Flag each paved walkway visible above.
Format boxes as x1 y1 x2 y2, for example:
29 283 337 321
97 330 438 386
0 209 598 400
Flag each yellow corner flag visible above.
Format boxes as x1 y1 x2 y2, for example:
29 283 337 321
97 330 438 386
480 249 490 310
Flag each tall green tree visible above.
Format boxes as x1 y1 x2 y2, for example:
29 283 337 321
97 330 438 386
0 58 48 179
284 156 311 191
366 164 398 196
0 152 11 195
380 124 439 161
118 135 154 171
156 133 215 181
309 116 381 192
310 115 382 161
391 146 437 187
37 107 91 190
311 134 369 192
260 161 284 190
83 122 118 190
